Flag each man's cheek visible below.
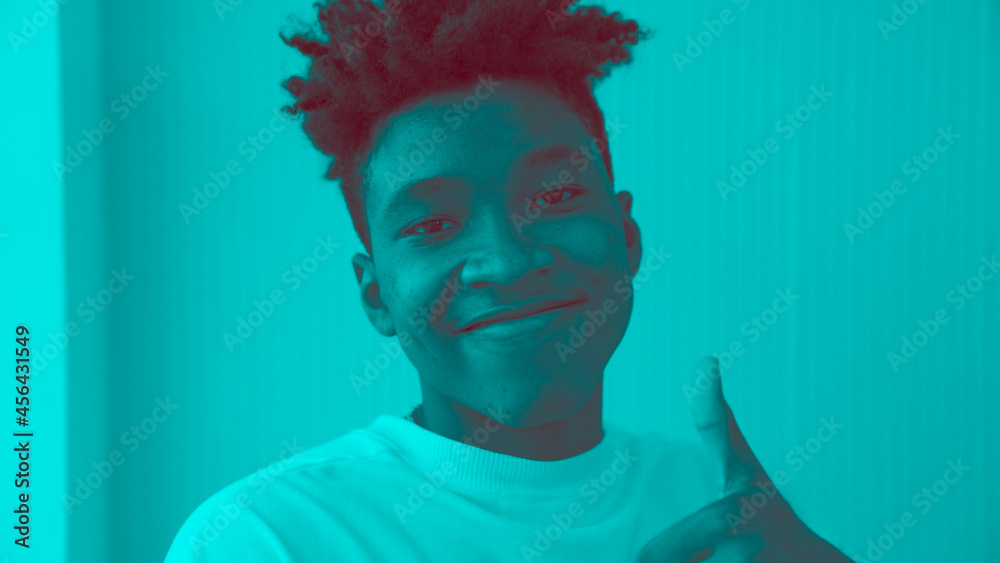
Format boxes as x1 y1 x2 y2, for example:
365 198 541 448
407 310 428 334
555 219 618 264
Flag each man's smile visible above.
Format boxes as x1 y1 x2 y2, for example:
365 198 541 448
453 292 589 339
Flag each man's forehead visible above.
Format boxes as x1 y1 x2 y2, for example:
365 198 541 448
378 84 582 150
365 82 595 209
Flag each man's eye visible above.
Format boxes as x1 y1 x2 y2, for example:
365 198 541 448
405 218 457 236
532 186 581 209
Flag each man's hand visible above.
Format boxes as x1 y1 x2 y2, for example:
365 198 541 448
636 357 851 562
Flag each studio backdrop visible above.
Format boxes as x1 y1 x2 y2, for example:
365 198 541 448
1 0 996 561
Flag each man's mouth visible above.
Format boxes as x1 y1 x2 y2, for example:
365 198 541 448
455 294 588 335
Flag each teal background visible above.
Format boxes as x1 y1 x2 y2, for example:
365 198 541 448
1 0 997 561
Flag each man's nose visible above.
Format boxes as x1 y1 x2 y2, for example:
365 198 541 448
459 213 555 289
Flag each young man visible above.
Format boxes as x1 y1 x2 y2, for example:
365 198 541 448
166 1 851 560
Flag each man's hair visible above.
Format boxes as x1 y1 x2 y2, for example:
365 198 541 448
281 0 647 254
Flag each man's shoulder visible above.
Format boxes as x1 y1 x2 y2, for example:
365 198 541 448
201 422 397 505
164 420 397 562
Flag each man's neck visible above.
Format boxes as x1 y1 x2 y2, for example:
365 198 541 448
415 378 604 461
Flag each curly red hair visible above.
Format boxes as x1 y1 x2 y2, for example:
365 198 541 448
281 0 647 253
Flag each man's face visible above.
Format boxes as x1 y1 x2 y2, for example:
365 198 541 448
355 79 642 427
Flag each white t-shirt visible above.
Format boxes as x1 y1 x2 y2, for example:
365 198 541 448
164 413 718 562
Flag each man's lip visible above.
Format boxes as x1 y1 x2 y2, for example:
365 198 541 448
455 295 587 334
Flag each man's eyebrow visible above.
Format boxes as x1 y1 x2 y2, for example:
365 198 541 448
522 144 578 170
382 177 458 225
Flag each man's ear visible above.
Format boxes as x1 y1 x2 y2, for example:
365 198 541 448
351 253 396 337
616 191 643 275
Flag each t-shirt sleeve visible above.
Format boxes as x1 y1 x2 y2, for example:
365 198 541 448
162 488 295 563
